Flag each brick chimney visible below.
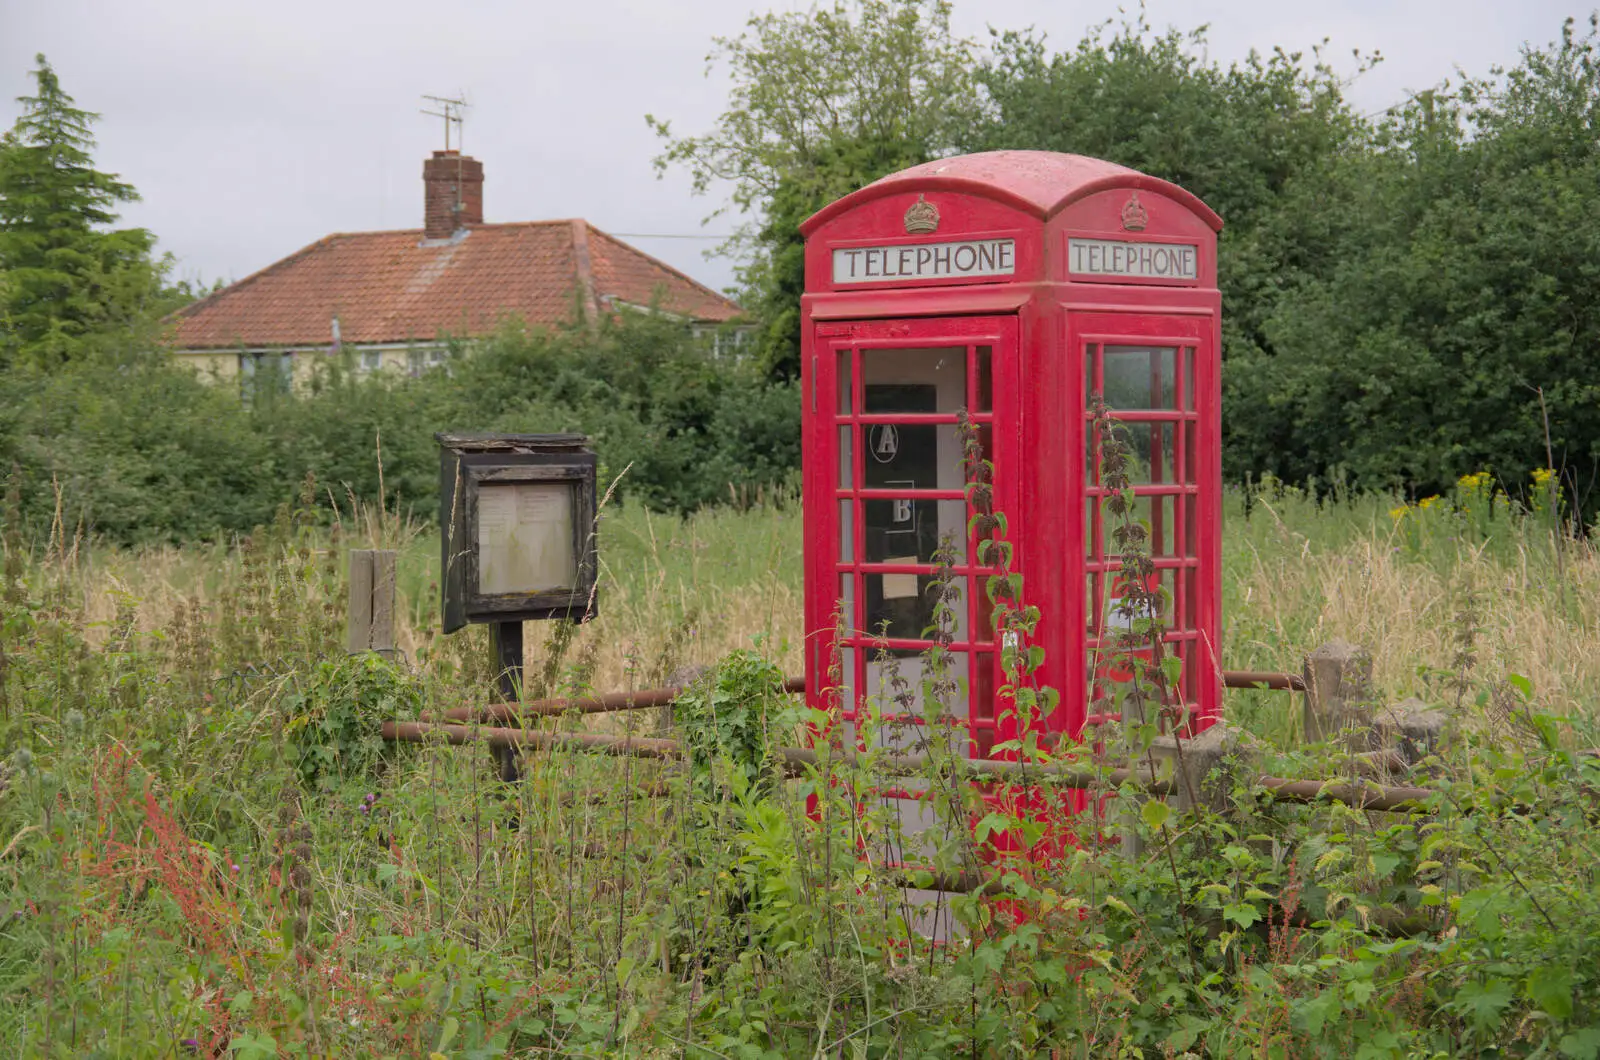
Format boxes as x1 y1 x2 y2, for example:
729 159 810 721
422 150 483 239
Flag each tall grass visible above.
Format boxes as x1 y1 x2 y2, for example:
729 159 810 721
55 486 1597 732
1 483 1595 1055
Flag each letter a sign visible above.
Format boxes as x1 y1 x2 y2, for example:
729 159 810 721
870 424 900 463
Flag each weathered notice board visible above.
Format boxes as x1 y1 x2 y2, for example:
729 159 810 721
437 432 598 632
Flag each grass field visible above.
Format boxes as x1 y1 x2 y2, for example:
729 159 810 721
67 483 1600 736
3 482 1597 1056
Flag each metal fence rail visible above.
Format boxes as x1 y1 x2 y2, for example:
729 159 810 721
431 671 1300 726
380 718 1439 813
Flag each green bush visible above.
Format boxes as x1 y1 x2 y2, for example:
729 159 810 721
0 312 800 546
283 652 423 786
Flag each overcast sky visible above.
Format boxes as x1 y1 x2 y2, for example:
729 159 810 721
1 0 1586 295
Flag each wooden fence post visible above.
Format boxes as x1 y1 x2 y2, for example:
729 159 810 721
347 549 397 654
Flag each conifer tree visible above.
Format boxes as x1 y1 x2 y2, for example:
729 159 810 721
0 53 168 367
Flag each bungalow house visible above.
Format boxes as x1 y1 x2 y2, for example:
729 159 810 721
166 150 744 390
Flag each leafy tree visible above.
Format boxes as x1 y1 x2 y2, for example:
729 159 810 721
974 16 1372 239
0 54 174 368
1236 16 1600 510
970 16 1377 485
648 0 984 379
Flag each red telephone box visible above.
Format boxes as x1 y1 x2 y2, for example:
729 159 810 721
800 151 1223 787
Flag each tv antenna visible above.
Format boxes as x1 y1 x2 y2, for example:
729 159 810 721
421 94 470 152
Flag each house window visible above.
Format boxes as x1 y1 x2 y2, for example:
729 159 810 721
407 347 449 377
719 327 755 359
360 349 385 374
240 351 293 400
695 325 755 360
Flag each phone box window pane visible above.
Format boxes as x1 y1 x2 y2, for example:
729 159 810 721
838 425 854 488
864 490 966 564
866 651 970 725
476 482 577 595
1084 344 1100 407
861 347 965 412
837 351 853 413
1156 567 1177 621
1101 494 1177 557
1102 346 1176 410
864 571 965 643
1183 347 1197 410
972 652 995 721
937 500 967 565
974 576 996 643
861 385 963 506
1103 573 1168 632
840 645 858 710
975 346 993 412
1121 422 1178 483
838 502 854 562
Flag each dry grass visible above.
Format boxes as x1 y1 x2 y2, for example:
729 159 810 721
36 491 1599 730
53 499 805 698
1226 490 1599 740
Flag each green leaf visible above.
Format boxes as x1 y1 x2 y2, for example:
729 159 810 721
1560 1028 1600 1059
1140 799 1171 831
1102 895 1134 917
1297 989 1340 1036
974 812 1009 844
1528 965 1575 1020
1454 977 1514 1032
1222 902 1261 929
434 1016 459 1053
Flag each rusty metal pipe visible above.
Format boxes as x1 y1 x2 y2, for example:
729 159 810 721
383 720 687 760
430 675 807 724
384 718 1172 790
434 668 1300 727
1222 670 1307 692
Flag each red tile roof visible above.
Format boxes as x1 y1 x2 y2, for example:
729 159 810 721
167 220 741 350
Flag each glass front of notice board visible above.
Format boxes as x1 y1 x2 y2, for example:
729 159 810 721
476 481 578 595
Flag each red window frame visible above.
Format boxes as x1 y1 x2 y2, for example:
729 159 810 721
810 315 1019 761
1076 319 1212 729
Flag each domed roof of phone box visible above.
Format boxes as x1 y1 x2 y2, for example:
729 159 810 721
800 150 1224 235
